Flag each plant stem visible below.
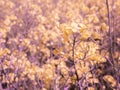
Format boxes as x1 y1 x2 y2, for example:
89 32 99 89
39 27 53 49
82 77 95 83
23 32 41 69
106 0 114 62
72 35 79 82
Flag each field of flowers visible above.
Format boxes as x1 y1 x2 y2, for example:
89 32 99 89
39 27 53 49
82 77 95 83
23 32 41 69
0 0 120 90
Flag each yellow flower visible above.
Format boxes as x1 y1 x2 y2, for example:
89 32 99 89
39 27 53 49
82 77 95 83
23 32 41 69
103 75 116 87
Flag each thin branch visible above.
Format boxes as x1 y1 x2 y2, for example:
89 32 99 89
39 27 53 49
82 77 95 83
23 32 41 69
72 35 79 82
106 0 114 62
